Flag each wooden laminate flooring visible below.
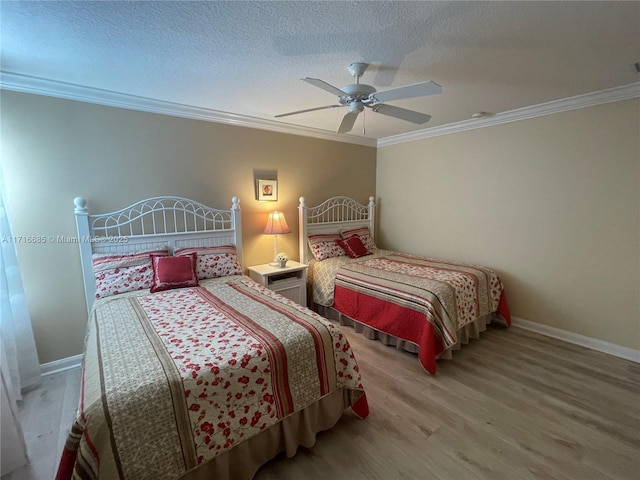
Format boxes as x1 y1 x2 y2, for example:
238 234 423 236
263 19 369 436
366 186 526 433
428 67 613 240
4 326 639 480
2 364 81 480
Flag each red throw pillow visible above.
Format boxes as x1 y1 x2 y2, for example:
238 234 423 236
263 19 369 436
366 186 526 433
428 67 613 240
340 226 377 252
336 236 371 259
150 254 199 293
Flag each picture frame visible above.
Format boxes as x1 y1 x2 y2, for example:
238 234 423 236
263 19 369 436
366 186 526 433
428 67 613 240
257 179 278 201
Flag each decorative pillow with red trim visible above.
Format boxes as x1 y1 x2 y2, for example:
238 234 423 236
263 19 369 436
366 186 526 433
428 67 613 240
336 235 371 259
174 245 242 279
340 226 377 252
308 233 346 261
150 254 199 293
92 249 168 299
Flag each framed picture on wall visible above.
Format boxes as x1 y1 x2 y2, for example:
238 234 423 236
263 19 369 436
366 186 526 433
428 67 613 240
257 179 278 201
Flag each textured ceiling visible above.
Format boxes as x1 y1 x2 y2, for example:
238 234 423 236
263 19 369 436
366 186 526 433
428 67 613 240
1 1 639 141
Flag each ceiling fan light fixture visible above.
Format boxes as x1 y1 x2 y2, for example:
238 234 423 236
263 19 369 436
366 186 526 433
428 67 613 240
349 101 364 113
276 62 442 135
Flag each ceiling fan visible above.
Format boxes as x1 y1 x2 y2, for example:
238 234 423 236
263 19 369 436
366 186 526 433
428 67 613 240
275 62 442 134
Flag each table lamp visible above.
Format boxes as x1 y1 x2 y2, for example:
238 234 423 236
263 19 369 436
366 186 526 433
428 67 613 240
263 211 291 266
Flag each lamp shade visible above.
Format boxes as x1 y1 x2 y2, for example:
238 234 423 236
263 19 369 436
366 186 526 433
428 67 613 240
264 211 291 235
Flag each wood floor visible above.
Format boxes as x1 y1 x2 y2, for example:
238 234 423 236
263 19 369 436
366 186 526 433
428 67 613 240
2 363 81 480
4 326 639 480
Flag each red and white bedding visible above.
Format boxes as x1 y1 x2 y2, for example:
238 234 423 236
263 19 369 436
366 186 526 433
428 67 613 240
56 276 368 480
311 251 511 374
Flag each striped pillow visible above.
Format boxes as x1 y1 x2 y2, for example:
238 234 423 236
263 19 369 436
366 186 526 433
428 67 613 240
174 245 242 279
92 249 168 299
308 234 346 261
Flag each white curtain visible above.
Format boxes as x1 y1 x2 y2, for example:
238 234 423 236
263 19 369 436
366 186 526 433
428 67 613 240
0 177 41 475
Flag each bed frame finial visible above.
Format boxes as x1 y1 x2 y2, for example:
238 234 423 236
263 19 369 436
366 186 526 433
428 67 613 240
232 196 240 210
299 196 306 208
74 197 87 213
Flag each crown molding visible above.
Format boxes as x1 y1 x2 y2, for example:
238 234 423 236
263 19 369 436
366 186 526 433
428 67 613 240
2 72 637 149
0 71 377 148
378 82 640 147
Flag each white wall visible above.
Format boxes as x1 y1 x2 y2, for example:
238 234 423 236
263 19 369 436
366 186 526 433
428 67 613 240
377 99 639 350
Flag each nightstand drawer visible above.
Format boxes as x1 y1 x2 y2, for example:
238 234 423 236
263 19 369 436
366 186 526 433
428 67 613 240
247 261 308 307
269 281 305 304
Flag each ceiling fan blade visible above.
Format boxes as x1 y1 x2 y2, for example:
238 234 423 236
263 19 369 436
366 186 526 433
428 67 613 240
371 104 432 124
275 104 343 118
302 77 347 97
337 111 359 134
370 81 442 103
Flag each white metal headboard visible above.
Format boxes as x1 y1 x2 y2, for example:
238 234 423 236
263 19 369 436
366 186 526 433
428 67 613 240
298 196 375 264
74 196 242 314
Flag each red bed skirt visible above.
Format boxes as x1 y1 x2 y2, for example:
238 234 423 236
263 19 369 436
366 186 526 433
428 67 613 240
334 287 511 374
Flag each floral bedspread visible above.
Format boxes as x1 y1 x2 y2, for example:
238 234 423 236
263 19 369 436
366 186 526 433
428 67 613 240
56 276 367 480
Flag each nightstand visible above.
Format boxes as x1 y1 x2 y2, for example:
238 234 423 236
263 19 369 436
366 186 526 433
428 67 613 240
247 261 308 306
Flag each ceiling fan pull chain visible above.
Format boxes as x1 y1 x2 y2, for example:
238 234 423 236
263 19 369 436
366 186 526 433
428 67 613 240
363 109 366 135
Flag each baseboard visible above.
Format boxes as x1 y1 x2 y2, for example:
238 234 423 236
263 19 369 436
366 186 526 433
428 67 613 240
511 316 640 364
40 354 83 376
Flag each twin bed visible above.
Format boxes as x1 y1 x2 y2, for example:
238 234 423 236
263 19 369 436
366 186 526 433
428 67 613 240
57 196 368 480
298 196 511 375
